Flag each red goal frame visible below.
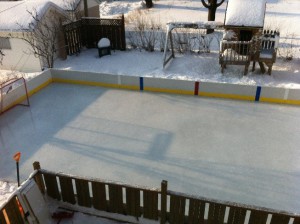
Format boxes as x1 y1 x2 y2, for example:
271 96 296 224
0 77 30 114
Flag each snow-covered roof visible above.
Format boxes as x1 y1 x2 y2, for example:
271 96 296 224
0 0 65 31
46 0 81 11
225 0 266 28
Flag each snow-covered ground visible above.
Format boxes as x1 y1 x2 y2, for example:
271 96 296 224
2 0 299 87
1 0 300 217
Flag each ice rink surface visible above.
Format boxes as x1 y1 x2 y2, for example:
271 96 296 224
1 83 300 212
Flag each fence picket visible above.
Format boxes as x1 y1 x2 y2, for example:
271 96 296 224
207 202 227 224
143 190 159 220
92 182 107 211
59 176 76 204
43 173 61 200
248 210 268 224
169 194 186 224
108 184 124 214
227 207 247 224
270 214 290 224
4 197 24 224
126 187 140 217
294 217 300 224
75 179 91 207
188 199 206 224
0 209 6 224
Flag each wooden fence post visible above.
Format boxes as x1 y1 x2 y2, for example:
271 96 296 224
121 14 126 50
84 0 88 17
33 161 45 194
160 180 168 224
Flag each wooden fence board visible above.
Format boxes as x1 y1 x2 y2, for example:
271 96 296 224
227 206 247 224
43 173 61 200
207 202 226 224
248 210 268 224
4 197 24 224
294 217 300 224
143 190 158 220
59 176 76 204
63 17 125 55
75 179 91 208
169 194 186 224
270 214 290 224
108 184 124 214
188 199 206 224
91 182 107 211
0 209 6 224
126 187 140 217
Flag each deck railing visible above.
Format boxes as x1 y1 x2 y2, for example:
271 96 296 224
219 40 253 64
1 162 300 224
219 40 253 75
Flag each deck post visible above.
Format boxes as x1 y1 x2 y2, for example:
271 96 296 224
33 161 45 194
160 180 168 224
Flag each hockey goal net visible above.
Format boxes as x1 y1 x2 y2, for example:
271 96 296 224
0 77 30 114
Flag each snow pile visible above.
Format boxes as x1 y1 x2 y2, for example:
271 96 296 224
0 70 40 84
0 181 17 207
47 0 81 11
0 0 64 31
223 30 238 40
99 0 143 18
98 38 110 48
225 0 267 27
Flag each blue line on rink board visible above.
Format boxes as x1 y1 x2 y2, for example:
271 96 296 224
255 86 262 102
140 77 144 91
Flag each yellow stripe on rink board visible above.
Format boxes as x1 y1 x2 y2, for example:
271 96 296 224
28 78 52 96
260 97 300 105
52 78 139 91
284 100 300 105
144 87 194 95
199 92 255 101
118 85 140 91
2 78 52 112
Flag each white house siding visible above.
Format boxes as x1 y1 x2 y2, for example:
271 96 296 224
0 37 42 72
0 1 67 72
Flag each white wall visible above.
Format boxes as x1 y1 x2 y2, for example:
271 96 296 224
0 38 42 72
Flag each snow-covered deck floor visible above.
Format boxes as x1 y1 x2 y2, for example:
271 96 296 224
1 83 300 213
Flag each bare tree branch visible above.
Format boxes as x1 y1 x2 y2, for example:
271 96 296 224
200 0 210 9
216 0 225 7
0 49 4 65
14 7 65 69
200 0 225 33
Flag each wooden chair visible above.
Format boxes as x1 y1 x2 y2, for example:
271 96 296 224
252 30 280 75
219 40 253 75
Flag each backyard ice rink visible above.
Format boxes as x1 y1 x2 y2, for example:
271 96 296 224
1 83 300 213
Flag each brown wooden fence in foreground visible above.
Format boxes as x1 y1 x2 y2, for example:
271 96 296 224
63 16 126 55
1 161 300 224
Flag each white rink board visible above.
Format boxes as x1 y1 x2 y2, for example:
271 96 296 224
0 83 300 214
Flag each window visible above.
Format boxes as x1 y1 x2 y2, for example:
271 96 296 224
0 37 11 49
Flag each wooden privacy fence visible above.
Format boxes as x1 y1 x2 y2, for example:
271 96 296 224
1 162 300 224
30 162 300 224
63 16 126 55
